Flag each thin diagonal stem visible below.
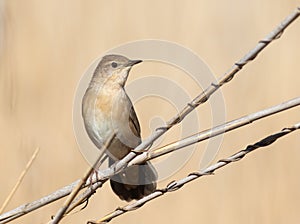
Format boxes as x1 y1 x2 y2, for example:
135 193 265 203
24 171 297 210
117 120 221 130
129 97 300 165
0 147 40 214
50 133 115 224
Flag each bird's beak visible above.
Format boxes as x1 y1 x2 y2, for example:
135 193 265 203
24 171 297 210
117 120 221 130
126 59 143 67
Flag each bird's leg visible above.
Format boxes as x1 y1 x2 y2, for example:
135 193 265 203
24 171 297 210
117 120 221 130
88 154 109 186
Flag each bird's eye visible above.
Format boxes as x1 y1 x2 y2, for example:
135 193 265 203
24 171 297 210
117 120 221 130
111 62 118 68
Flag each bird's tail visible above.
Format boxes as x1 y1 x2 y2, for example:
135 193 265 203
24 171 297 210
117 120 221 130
109 158 157 201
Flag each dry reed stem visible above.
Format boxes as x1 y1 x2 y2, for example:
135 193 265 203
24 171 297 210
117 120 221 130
129 97 300 165
50 134 115 224
0 147 40 214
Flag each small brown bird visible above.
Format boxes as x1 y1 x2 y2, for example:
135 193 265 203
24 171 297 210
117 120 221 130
82 54 157 201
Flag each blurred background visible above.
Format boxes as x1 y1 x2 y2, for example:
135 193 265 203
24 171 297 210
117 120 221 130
0 0 299 223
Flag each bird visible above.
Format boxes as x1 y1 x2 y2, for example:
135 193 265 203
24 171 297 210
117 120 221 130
82 54 157 201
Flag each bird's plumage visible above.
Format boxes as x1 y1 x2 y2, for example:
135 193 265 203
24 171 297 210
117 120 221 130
82 54 157 201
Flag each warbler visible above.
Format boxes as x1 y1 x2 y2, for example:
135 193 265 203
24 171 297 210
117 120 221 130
82 54 157 201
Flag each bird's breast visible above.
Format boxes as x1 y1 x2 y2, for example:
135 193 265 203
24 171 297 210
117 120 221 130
82 85 131 150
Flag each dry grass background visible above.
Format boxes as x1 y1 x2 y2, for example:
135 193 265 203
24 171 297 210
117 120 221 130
0 0 300 223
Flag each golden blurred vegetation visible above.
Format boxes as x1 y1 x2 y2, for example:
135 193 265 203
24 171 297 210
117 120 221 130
0 1 299 223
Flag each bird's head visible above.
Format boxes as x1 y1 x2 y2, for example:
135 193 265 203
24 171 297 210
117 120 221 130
93 54 142 87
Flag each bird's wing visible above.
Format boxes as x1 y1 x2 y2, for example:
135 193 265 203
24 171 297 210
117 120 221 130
129 105 141 139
